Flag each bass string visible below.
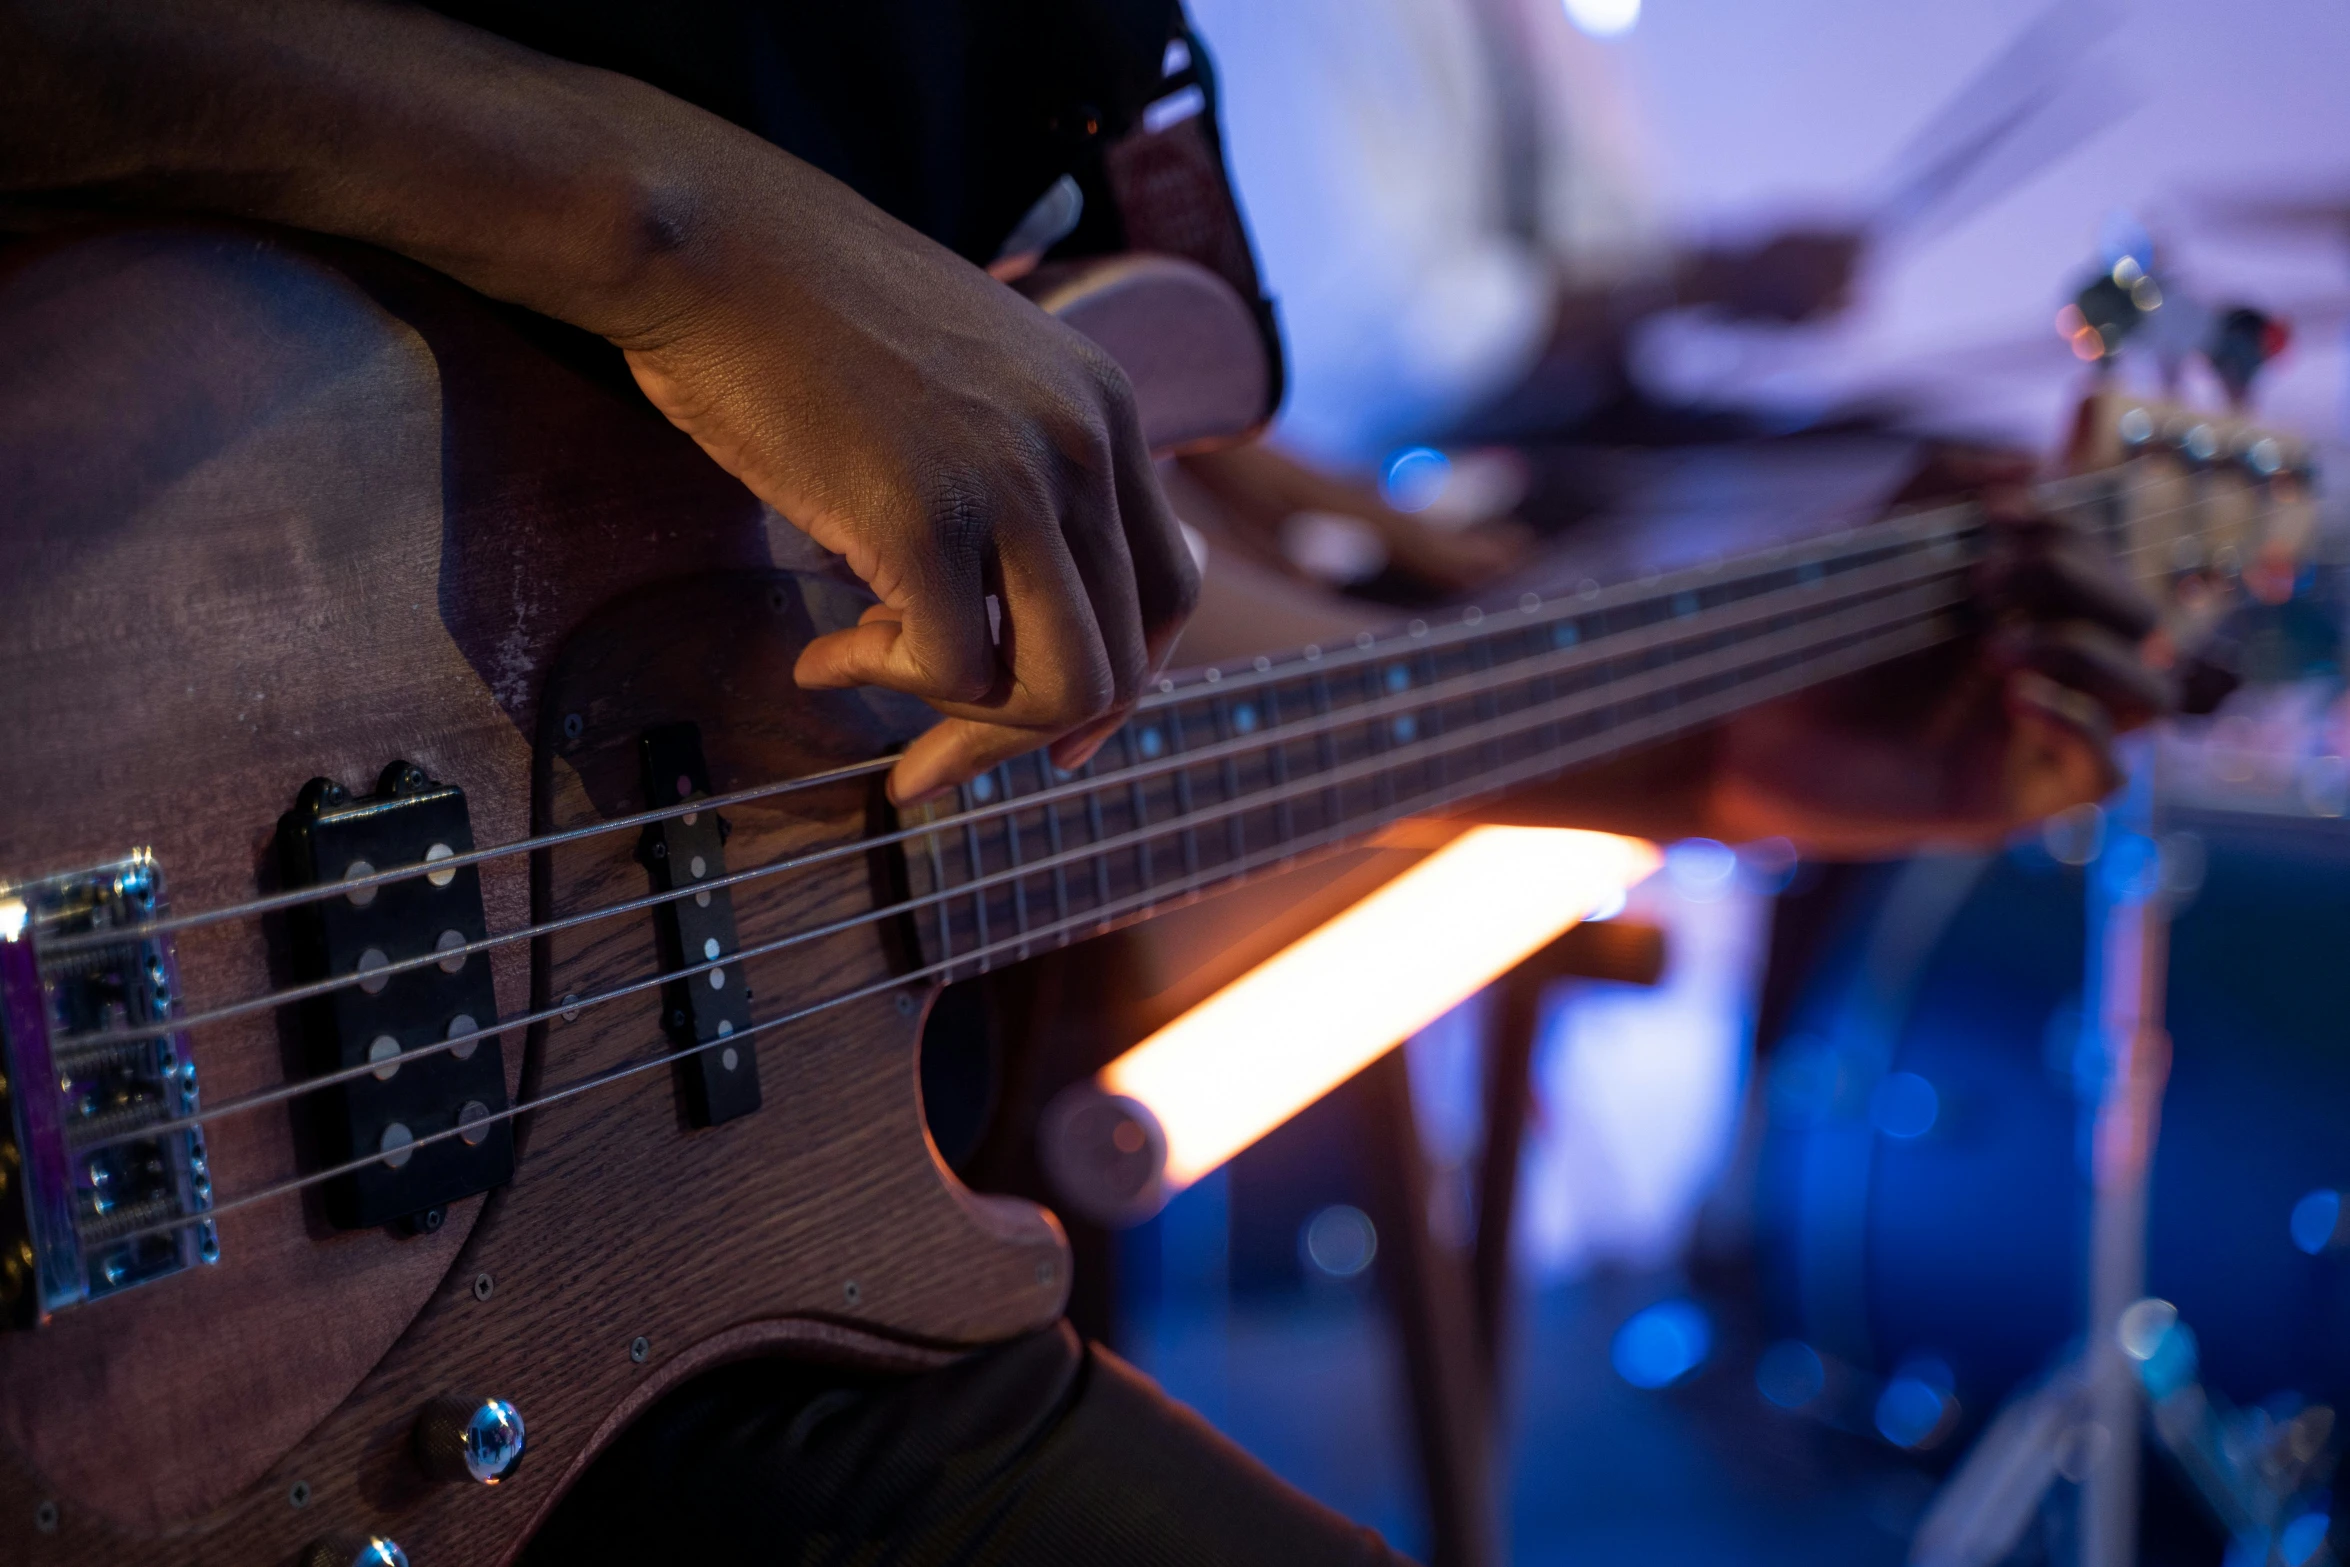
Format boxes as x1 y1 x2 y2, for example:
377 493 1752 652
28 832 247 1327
60 550 1975 1049
72 588 1968 1159
46 455 2252 1051
97 608 1952 1253
32 486 2067 948
35 461 2237 956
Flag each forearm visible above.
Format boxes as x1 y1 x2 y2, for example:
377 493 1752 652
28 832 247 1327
0 0 790 345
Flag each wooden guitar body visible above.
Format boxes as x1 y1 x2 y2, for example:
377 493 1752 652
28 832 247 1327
0 224 1067 1565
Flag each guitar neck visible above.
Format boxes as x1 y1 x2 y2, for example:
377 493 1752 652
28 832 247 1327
902 502 1990 978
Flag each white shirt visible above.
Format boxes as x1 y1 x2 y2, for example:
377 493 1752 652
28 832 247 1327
1188 0 1668 467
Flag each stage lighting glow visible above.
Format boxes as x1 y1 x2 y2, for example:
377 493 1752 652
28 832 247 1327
1563 0 1640 37
1100 827 1659 1187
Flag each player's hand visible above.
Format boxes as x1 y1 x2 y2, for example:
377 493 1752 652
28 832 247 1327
613 153 1196 804
1702 466 2168 853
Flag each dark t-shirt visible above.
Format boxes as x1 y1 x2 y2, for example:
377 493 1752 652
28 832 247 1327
425 0 1180 265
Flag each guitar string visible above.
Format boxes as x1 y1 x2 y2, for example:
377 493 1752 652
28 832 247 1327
50 537 1979 1045
39 470 2249 1054
43 466 2250 1052
95 608 1951 1251
42 463 2196 950
67 583 1968 1158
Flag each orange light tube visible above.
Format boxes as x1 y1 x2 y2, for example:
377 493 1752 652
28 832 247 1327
1099 827 1661 1189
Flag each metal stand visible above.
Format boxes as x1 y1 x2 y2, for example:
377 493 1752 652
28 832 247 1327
2081 744 2173 1567
1366 919 1666 1567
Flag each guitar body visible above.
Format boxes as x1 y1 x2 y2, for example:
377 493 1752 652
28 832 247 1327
0 225 1066 1564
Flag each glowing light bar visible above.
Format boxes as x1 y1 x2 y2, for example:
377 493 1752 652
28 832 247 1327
1100 827 1659 1188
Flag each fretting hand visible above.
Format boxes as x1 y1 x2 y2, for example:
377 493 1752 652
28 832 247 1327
613 157 1198 804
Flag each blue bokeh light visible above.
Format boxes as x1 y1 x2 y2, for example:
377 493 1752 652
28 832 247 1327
2282 1511 2331 1567
1611 1299 1713 1390
1756 1340 1826 1409
1874 1376 1949 1448
1380 446 1452 513
2291 1189 2340 1256
1666 838 1738 901
1870 1072 1941 1140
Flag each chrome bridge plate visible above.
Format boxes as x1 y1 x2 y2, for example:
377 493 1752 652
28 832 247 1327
0 852 217 1327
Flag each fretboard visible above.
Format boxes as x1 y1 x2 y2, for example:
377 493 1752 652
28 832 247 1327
899 503 1987 981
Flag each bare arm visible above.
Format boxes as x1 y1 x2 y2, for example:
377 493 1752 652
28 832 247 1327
0 0 1198 801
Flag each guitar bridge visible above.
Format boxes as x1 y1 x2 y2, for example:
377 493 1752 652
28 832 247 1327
0 852 219 1328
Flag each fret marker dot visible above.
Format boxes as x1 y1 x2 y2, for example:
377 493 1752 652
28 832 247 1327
1159 678 1175 693
688 855 707 879
448 1013 479 1062
1253 656 1272 672
717 1019 734 1036
425 842 457 888
1520 593 1542 613
1393 716 1419 742
709 968 726 990
971 775 995 802
1204 667 1222 683
1233 705 1258 734
702 937 721 961
1579 579 1600 599
1463 606 1483 625
1409 620 1429 637
721 1047 739 1072
1139 728 1165 759
1305 645 1322 661
1356 632 1376 649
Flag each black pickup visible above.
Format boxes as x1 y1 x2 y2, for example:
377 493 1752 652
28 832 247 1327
637 723 761 1127
278 762 514 1231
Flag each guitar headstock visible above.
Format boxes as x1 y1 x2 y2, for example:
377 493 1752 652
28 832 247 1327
2065 387 2320 659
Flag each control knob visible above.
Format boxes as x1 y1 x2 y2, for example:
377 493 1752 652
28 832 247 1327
413 1394 526 1485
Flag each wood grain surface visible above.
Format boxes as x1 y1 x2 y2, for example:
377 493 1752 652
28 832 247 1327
0 223 1066 1566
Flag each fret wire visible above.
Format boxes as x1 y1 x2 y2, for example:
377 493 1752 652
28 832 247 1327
1035 754 1072 930
923 814 954 967
1167 700 1203 883
1418 638 1447 797
1081 755 1113 913
1365 656 1400 816
1465 628 1502 781
1262 678 1297 849
1121 723 1156 900
1213 695 1247 867
960 800 990 961
1308 666 1344 837
997 765 1032 960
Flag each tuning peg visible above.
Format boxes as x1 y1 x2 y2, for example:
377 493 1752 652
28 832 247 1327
2205 306 2291 409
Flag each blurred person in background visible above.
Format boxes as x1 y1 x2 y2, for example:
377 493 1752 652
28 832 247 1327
1172 0 1861 600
